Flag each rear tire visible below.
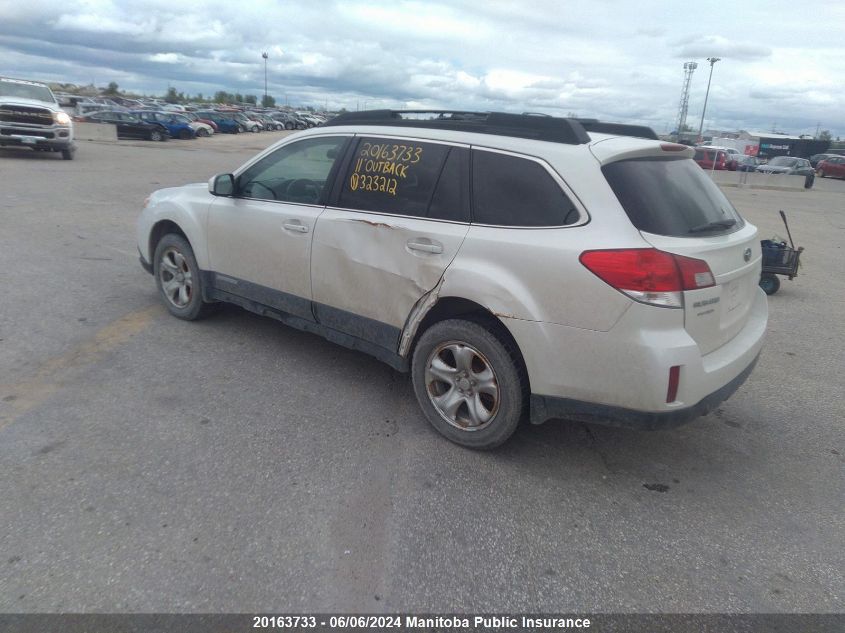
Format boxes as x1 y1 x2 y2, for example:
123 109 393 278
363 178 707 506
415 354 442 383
197 128 209 137
759 273 780 295
153 234 216 320
411 318 526 449
285 122 293 130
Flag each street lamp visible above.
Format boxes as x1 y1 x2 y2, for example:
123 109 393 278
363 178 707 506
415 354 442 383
261 52 268 105
696 57 721 143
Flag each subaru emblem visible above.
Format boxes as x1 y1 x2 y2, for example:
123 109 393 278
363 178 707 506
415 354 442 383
743 247 752 262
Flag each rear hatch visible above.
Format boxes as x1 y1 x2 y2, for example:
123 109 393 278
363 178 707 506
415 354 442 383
601 150 761 355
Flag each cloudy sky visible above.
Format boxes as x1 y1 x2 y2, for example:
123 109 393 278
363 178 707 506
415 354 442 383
2 0 843 136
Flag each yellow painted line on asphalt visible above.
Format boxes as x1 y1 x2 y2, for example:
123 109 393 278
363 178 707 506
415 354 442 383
0 304 161 429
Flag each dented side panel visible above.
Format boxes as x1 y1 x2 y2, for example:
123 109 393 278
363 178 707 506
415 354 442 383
439 224 633 331
311 209 469 331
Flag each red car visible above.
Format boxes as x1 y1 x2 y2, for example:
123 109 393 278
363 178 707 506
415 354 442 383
694 148 728 170
817 156 845 179
184 112 218 132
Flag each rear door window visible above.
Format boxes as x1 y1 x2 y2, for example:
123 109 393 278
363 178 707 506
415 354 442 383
338 138 467 220
472 150 579 226
602 157 744 237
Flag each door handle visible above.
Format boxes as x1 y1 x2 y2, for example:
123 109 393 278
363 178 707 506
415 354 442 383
283 221 309 234
407 240 443 254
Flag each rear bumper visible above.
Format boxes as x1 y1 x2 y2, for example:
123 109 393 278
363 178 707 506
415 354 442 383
503 287 768 429
530 353 759 429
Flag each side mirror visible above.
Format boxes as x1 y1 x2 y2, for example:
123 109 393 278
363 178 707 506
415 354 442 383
209 173 235 196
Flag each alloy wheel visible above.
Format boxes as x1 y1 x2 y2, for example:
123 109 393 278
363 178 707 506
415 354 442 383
158 247 193 308
425 341 500 431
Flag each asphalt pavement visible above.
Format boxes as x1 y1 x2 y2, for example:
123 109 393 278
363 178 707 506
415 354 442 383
0 135 842 613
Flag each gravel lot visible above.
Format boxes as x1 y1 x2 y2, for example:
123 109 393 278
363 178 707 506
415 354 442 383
0 135 843 613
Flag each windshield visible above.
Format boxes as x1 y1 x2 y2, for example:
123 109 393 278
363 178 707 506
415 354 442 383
603 157 745 237
0 80 56 103
769 157 797 167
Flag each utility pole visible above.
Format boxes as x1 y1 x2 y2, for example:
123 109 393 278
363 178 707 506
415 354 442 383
261 52 268 106
675 61 697 140
696 57 721 143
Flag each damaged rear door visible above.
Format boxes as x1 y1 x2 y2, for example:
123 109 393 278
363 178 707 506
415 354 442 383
311 137 470 351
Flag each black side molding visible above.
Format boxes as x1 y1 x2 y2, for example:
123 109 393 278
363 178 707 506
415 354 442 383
139 255 153 275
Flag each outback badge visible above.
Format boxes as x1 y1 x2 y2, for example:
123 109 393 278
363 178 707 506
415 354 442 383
743 247 752 262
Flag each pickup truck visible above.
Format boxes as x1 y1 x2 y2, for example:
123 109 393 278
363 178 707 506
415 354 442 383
0 76 75 160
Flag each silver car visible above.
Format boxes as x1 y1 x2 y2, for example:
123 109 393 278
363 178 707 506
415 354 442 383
756 156 814 175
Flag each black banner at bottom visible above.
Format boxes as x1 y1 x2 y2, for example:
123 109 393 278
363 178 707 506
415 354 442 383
0 613 841 633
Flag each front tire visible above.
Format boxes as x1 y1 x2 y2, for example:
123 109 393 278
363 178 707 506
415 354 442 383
412 318 526 449
153 234 215 320
197 128 209 137
61 148 74 160
285 122 293 130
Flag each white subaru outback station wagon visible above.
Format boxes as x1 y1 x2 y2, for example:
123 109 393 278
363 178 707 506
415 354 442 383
137 111 767 448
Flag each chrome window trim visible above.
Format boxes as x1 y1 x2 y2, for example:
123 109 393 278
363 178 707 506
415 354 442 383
228 131 590 230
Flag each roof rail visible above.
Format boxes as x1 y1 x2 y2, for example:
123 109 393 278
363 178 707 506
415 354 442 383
322 110 658 144
324 110 591 144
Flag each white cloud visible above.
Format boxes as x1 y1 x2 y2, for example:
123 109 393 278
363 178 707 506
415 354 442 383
0 0 842 136
148 52 180 64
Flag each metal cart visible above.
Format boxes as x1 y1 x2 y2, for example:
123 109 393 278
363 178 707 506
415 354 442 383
759 210 803 295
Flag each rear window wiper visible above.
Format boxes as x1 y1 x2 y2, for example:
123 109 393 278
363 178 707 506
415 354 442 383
689 219 737 233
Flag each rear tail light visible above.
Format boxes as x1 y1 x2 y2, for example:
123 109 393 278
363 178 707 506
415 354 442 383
579 248 715 308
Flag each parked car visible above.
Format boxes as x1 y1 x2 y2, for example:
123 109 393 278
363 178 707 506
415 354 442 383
271 112 298 130
809 153 839 168
255 113 284 130
132 110 197 139
239 113 263 133
734 155 761 172
137 111 766 449
181 115 214 137
697 146 739 170
694 148 728 170
214 110 260 133
78 110 169 141
816 156 845 178
183 111 218 133
755 156 814 175
194 111 240 134
290 116 309 130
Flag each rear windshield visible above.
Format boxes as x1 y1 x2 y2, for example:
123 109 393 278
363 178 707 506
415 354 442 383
602 157 744 237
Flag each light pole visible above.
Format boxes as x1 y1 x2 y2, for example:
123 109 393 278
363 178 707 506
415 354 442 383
262 52 268 106
696 57 720 143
